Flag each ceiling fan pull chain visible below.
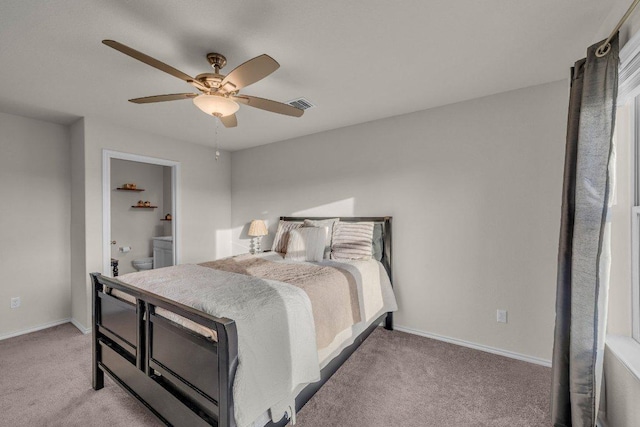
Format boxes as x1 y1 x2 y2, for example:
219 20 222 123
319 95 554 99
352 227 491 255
214 118 220 161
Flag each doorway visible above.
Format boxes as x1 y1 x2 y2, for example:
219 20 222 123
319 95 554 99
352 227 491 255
102 150 180 277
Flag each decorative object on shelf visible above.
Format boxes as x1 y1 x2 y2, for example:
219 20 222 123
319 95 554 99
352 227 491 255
165 213 172 220
144 201 151 207
123 183 137 189
110 258 119 277
248 219 268 254
137 200 145 207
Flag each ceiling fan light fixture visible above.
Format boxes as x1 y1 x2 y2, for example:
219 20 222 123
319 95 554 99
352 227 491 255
193 94 239 117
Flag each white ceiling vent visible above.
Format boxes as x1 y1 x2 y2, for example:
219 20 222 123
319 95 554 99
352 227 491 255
286 97 316 110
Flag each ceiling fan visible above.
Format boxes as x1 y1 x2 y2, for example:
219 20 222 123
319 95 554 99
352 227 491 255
102 40 304 128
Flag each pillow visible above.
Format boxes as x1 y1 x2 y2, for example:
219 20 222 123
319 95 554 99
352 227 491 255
271 220 303 253
285 227 327 262
303 218 340 259
372 223 384 261
331 221 375 260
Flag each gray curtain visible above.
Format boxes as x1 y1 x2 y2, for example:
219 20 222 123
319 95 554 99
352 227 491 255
551 35 619 427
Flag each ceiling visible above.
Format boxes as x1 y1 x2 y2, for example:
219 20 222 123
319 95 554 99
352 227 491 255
0 0 617 151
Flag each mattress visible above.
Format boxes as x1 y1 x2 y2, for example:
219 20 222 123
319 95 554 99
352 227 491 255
110 252 394 347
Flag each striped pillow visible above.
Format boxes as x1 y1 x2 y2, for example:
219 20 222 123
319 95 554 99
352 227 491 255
285 227 327 262
271 220 303 253
330 222 374 260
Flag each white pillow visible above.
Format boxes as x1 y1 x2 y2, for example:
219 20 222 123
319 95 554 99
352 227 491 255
285 227 327 262
303 218 340 259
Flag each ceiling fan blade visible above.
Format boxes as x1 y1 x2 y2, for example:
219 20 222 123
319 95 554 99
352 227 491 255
129 93 198 104
219 114 238 128
232 95 303 117
102 40 206 90
220 54 280 92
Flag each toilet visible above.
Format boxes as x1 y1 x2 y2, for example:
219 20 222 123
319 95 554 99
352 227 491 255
132 257 153 271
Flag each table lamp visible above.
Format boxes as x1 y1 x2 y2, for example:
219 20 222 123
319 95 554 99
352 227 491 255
248 219 268 254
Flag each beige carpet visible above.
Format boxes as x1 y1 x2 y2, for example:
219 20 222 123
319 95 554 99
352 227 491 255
0 323 550 427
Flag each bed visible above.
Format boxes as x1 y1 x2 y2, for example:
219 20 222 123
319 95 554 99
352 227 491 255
91 216 396 427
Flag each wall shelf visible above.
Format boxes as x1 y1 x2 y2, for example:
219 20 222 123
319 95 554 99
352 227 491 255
161 219 172 221
117 187 145 192
131 206 158 209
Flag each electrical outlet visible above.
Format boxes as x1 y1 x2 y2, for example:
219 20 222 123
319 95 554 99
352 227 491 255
10 297 20 309
497 309 507 323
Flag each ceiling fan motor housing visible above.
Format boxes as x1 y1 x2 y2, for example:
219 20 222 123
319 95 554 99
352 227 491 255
207 53 227 71
196 73 224 90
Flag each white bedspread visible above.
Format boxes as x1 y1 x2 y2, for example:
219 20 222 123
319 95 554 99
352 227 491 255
118 264 320 427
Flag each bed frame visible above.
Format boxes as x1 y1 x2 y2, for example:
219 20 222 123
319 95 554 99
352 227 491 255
91 216 393 427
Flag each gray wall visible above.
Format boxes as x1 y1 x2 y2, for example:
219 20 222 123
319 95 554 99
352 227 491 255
71 117 232 329
231 80 568 362
70 118 86 332
110 159 167 275
0 112 71 337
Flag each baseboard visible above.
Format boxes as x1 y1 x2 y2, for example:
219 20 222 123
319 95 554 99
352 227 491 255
394 325 552 367
0 318 71 341
70 318 91 334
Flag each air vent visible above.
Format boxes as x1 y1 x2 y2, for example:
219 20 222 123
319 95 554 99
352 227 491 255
286 97 316 110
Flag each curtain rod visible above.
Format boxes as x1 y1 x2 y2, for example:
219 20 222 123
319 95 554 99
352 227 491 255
597 0 640 57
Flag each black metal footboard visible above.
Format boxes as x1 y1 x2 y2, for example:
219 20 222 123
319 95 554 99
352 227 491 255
91 273 238 427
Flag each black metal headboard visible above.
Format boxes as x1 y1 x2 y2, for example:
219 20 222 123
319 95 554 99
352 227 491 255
280 216 393 285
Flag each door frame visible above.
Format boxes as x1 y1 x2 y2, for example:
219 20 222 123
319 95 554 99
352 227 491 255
102 149 180 276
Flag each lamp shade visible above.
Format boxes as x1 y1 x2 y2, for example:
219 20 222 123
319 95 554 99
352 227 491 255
193 94 239 117
248 219 268 237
